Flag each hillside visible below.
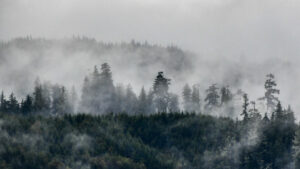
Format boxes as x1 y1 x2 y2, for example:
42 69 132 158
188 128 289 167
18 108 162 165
0 37 195 96
0 111 298 169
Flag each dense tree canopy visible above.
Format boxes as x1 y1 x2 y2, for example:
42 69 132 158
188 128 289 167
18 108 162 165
0 63 298 169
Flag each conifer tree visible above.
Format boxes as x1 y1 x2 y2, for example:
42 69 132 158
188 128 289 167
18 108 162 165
204 84 219 110
137 87 147 114
274 101 283 121
182 84 192 112
21 95 33 114
153 72 171 112
259 73 280 112
8 92 19 113
99 63 115 113
249 101 261 120
52 85 69 115
146 89 155 114
241 93 249 121
69 86 78 114
191 85 201 113
169 94 180 113
0 91 7 113
124 85 138 114
220 86 232 105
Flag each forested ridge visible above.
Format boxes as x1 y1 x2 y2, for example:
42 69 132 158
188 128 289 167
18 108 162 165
0 62 299 169
0 38 300 169
0 110 299 169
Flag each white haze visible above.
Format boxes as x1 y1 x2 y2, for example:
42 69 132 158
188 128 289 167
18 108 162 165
1 0 300 118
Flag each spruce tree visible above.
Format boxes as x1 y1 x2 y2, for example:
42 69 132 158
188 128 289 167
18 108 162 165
153 72 171 113
241 93 249 121
259 73 280 113
0 91 7 113
137 87 147 114
21 95 33 114
204 84 219 110
220 86 232 105
8 92 19 113
124 85 138 114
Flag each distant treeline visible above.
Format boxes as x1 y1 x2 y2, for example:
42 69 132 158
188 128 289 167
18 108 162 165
0 62 288 118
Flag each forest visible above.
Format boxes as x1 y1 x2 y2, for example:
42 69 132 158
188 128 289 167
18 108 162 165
2 0 300 168
0 59 299 169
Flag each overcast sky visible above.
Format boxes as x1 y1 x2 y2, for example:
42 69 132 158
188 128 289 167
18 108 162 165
1 0 300 58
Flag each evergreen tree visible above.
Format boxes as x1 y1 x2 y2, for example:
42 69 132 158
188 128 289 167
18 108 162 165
52 85 69 115
137 87 147 114
69 86 78 114
8 92 19 113
113 84 126 113
294 125 300 169
204 84 219 110
21 95 33 114
99 63 115 114
146 89 155 115
33 78 50 113
169 94 180 113
80 76 92 113
42 83 51 112
0 91 7 113
80 63 115 114
191 85 201 113
262 112 270 124
249 101 261 120
182 84 192 112
274 101 283 121
241 93 249 121
124 85 138 115
220 86 232 105
259 73 280 113
153 72 171 112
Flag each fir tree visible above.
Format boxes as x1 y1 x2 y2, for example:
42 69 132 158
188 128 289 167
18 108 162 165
0 91 7 113
241 93 249 121
204 84 219 110
220 86 232 105
8 92 19 113
21 95 33 114
259 73 280 113
153 72 171 112
137 87 147 114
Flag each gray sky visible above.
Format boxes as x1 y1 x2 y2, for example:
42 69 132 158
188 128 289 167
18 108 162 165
1 0 300 57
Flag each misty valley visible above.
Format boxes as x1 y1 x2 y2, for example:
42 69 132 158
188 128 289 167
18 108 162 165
0 38 299 169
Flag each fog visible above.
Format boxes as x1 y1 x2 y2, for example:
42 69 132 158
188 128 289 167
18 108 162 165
1 0 300 118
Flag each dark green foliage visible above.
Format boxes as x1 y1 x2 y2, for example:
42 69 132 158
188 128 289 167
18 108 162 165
21 95 33 114
239 103 296 169
0 91 8 112
7 93 19 113
0 111 296 169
